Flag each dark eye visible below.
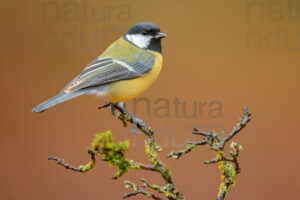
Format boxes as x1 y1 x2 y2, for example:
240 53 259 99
142 31 147 35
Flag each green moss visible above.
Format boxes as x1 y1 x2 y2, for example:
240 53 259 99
187 144 197 151
230 141 243 152
145 141 158 165
162 167 171 180
78 160 95 172
218 182 228 197
89 130 133 178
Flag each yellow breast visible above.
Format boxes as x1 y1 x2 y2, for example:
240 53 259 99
106 52 162 103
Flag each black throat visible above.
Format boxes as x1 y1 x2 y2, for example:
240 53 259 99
148 39 162 53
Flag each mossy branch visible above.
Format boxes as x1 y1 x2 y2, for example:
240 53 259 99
49 130 139 178
49 103 184 200
48 104 250 200
123 180 164 200
103 102 184 200
167 107 251 200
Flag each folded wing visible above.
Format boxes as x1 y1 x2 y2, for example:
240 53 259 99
64 56 154 93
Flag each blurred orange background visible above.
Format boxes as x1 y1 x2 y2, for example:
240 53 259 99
1 0 299 199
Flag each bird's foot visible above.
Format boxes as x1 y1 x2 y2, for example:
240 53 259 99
133 117 146 127
114 102 146 134
131 117 146 134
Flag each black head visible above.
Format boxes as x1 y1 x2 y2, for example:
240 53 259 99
124 22 167 53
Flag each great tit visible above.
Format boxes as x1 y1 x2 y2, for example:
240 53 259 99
32 22 167 114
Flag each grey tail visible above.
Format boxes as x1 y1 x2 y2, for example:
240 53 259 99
32 91 85 113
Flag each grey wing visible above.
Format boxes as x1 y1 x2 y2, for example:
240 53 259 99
63 57 154 93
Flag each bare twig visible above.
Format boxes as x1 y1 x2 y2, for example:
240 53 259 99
226 107 251 142
48 156 83 172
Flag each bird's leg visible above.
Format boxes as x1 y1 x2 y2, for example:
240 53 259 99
110 103 116 116
115 102 146 134
98 102 116 115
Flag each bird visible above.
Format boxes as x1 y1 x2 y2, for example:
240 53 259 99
32 22 166 130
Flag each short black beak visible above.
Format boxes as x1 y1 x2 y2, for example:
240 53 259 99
154 32 167 39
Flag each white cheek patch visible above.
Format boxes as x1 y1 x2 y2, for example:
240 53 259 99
126 34 152 49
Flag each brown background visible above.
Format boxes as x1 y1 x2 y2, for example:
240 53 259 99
1 0 299 199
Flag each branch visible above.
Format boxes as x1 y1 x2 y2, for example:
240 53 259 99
49 103 184 200
49 102 250 200
48 149 96 172
168 107 251 200
99 103 184 199
129 161 157 172
99 103 175 183
49 131 137 179
99 102 156 145
141 178 165 194
226 107 251 142
167 144 198 159
123 180 164 200
48 156 83 172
